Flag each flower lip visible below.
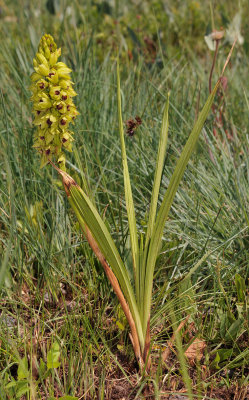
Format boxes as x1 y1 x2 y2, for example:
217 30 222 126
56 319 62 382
60 118 67 126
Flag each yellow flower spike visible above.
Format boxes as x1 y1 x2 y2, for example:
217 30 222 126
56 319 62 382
30 34 79 170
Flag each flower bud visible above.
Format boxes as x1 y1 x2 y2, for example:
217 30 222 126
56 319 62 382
31 72 42 82
35 63 50 77
36 52 48 65
49 48 61 66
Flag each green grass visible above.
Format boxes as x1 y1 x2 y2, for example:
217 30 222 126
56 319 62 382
0 1 249 399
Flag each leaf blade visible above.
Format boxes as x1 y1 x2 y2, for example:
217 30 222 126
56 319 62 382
117 61 140 299
145 93 170 246
140 94 170 314
68 183 144 349
142 79 220 334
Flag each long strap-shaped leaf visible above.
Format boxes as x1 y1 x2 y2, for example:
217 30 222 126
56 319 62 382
142 79 221 335
145 93 170 246
117 61 140 299
140 94 170 309
58 170 144 349
68 195 143 362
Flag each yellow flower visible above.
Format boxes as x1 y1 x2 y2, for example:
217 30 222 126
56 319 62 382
30 34 79 170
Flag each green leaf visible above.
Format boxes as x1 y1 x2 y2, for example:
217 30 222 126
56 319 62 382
235 273 246 303
145 93 170 247
141 94 170 308
47 340 61 369
211 351 221 369
142 79 220 335
5 380 17 389
220 311 235 338
225 318 244 341
47 360 60 369
117 61 139 294
217 348 234 362
58 396 78 400
211 348 234 369
68 186 144 350
116 320 125 331
16 380 30 398
17 357 29 380
39 358 46 375
236 303 244 319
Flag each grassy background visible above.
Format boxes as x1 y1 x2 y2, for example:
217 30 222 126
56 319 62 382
0 1 248 398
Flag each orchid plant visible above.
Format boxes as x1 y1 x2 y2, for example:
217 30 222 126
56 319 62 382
30 34 232 372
